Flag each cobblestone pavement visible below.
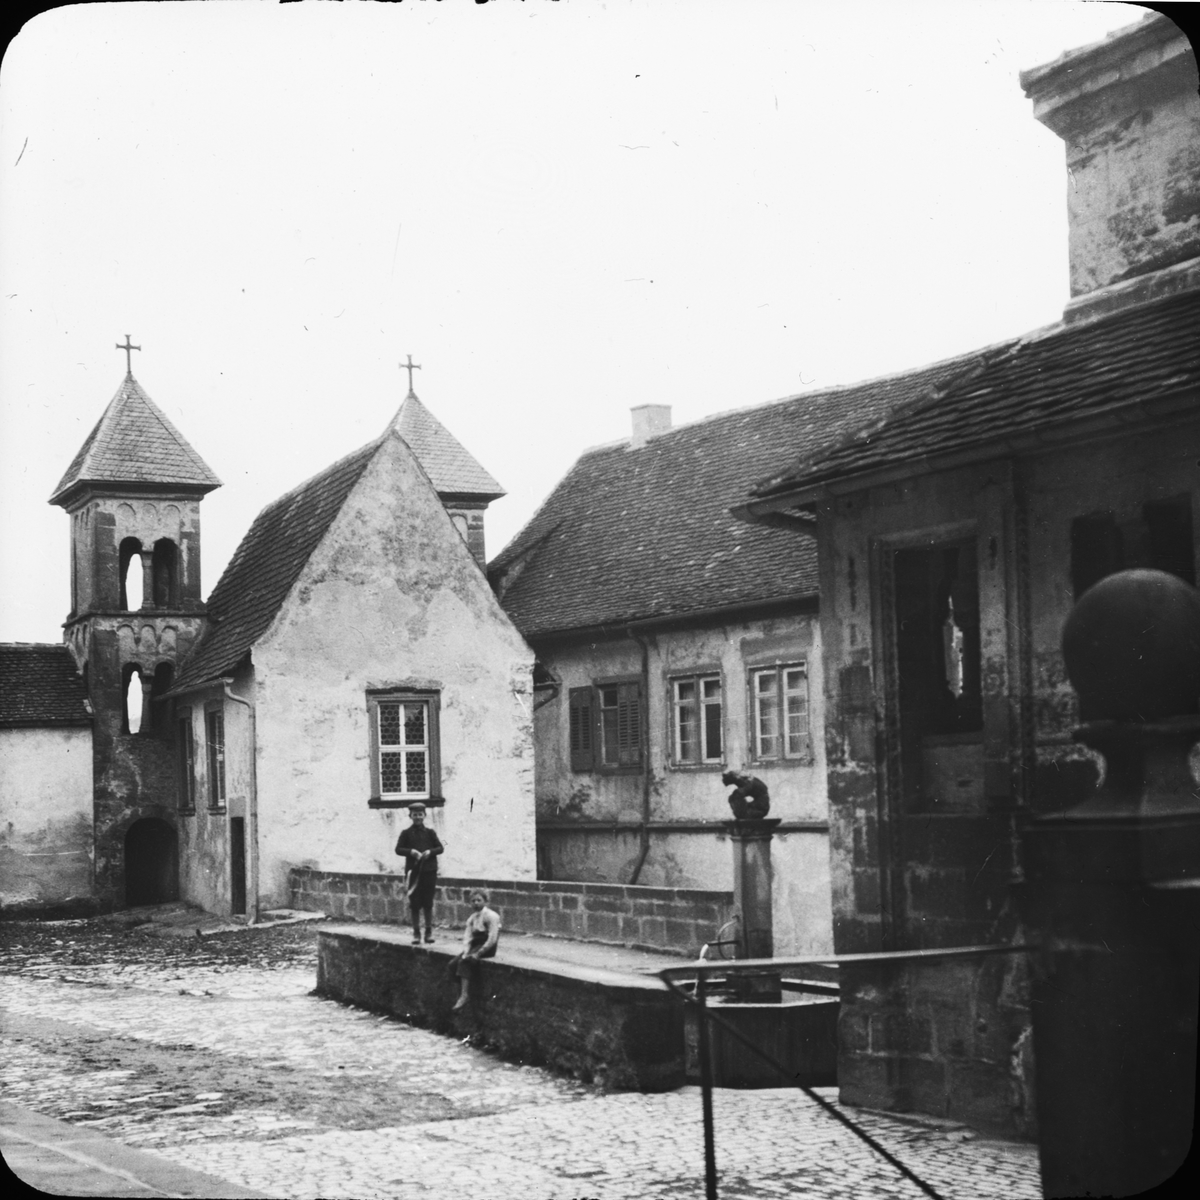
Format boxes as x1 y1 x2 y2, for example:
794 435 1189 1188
0 915 1042 1198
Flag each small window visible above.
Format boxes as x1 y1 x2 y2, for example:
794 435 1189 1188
1144 496 1195 585
672 674 723 765
177 710 196 812
205 706 226 809
750 663 811 761
567 681 642 771
123 664 143 735
599 682 642 768
1071 513 1123 600
150 662 174 737
368 691 441 805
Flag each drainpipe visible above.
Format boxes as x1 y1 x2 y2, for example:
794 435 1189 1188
221 677 260 925
627 630 652 885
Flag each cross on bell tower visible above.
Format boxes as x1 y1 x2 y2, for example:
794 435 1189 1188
117 334 141 376
401 355 421 398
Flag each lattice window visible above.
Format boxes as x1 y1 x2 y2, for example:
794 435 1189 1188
368 691 440 804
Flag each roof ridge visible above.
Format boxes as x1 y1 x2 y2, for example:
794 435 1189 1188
253 435 384 518
752 342 1021 498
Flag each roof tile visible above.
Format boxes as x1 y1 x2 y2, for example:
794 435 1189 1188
172 441 378 691
0 644 91 727
393 395 504 498
51 374 221 505
492 354 979 638
754 289 1200 499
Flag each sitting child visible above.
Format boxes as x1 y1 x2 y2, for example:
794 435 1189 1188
450 888 500 1011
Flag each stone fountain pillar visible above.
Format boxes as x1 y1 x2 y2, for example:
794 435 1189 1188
1020 569 1200 1198
726 818 781 1001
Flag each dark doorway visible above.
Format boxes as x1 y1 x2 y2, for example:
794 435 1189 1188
230 817 247 915
124 818 179 906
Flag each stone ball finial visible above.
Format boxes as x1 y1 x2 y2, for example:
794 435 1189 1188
1062 569 1200 721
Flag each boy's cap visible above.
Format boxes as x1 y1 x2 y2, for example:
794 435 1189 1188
408 802 427 813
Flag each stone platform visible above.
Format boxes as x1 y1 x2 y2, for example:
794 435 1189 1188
316 924 690 1091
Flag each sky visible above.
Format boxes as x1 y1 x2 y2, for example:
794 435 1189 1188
0 0 1153 643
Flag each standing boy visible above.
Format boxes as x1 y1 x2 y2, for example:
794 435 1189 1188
395 802 443 944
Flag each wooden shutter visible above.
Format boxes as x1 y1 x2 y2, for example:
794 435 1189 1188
616 682 642 767
568 687 595 771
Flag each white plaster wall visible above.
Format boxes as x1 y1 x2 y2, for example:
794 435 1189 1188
0 727 93 907
176 676 255 915
251 432 536 906
534 610 833 955
537 614 826 823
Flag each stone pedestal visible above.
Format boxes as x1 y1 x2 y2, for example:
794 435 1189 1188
726 818 780 1000
1021 570 1200 1198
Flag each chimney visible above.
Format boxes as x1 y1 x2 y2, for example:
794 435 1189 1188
1021 14 1200 322
630 404 672 449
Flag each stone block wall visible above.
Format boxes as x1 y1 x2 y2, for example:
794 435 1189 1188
289 867 733 956
316 926 685 1090
836 956 1036 1140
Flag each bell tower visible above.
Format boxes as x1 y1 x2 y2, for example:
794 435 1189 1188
50 353 221 907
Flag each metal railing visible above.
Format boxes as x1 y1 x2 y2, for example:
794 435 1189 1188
658 943 1035 1200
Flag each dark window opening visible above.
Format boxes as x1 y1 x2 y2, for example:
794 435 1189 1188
119 538 144 611
177 709 196 811
230 818 247 915
151 539 179 607
893 538 982 812
205 707 226 809
1144 496 1195 585
1071 513 1123 600
150 662 174 737
123 664 144 735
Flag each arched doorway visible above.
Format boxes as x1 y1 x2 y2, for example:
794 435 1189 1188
124 818 179 906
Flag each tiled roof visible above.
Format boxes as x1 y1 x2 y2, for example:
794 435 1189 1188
50 374 222 505
490 354 980 639
753 289 1200 501
172 441 378 692
0 644 91 727
393 394 505 499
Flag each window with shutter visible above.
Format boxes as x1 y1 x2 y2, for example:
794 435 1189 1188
568 686 595 771
600 682 642 767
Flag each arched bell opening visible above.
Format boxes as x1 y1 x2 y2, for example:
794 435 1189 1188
151 538 179 608
119 537 144 611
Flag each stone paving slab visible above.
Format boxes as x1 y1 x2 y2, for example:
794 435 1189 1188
150 1088 1041 1200
1 914 1042 1200
0 1100 268 1198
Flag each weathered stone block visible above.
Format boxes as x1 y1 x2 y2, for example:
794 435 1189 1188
585 912 622 942
871 1012 933 1056
662 918 696 950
